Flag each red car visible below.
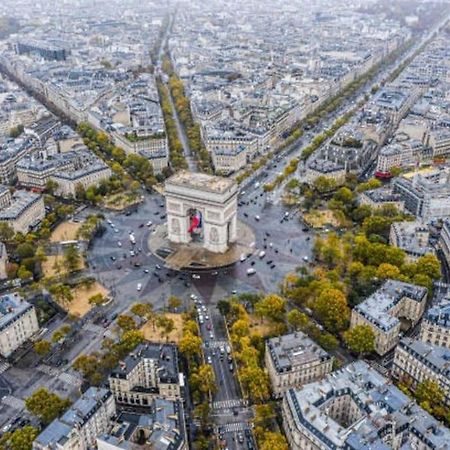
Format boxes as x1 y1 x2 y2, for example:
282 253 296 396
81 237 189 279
206 323 212 330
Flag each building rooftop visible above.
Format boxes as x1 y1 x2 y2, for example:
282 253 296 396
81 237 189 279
110 343 179 384
285 360 450 450
0 189 42 221
354 280 427 332
0 293 34 333
398 338 450 377
267 331 331 374
165 170 236 194
34 388 112 449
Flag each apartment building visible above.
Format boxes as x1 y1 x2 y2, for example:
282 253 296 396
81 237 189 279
389 220 434 261
350 280 428 355
0 186 45 234
212 144 247 175
96 399 187 450
359 187 404 211
52 162 112 198
33 388 116 450
282 361 450 450
439 218 450 269
0 243 8 280
0 293 39 358
0 139 35 184
392 338 450 406
109 343 181 406
265 331 333 397
393 168 450 220
304 160 346 185
419 295 450 349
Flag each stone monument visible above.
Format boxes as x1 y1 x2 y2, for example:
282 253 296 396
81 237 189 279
165 171 238 253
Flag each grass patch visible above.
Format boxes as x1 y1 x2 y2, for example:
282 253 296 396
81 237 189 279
42 254 85 277
140 313 183 343
303 209 340 228
50 221 83 242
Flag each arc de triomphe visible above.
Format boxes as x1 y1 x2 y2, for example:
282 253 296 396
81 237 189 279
164 171 238 253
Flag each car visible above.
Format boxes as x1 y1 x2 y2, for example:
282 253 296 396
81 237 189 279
110 256 116 261
226 345 231 354
147 221 152 227
231 290 237 294
270 264 276 269
233 408 238 416
238 432 244 443
144 269 149 274
114 228 119 233
205 314 209 320
139 223 144 228
117 265 122 270
206 323 212 330
209 332 214 339
117 241 122 247
137 283 142 291
207 356 212 364
247 268 256 276
266 260 273 265
155 264 161 270
154 211 160 216
227 355 233 363
192 274 200 279
134 262 141 267
251 261 256 266
243 212 248 217
130 250 135 256
255 215 260 221
160 214 166 219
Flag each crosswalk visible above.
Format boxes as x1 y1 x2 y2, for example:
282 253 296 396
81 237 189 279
208 340 228 349
59 372 82 387
84 323 104 334
212 399 246 410
222 422 248 433
37 364 59 377
1 395 24 410
0 361 10 374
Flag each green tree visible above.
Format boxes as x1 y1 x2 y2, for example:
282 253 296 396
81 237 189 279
343 325 375 355
117 314 137 331
313 176 337 194
64 244 81 272
217 299 231 316
33 340 51 356
415 379 444 407
197 364 217 394
25 388 71 425
318 333 339 351
168 295 182 311
118 330 145 355
255 294 286 323
179 331 202 359
0 425 39 450
52 325 71 343
17 266 33 280
16 243 35 259
156 315 175 341
286 309 308 330
314 288 349 332
259 432 289 450
88 293 106 305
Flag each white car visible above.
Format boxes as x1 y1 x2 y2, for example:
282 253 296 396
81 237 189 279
117 242 122 247
209 332 214 339
207 356 212 364
192 274 200 279
137 283 142 291
147 221 152 227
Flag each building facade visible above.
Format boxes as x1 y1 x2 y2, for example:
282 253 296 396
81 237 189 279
282 361 450 450
265 331 333 397
350 280 428 355
109 343 181 406
0 293 39 357
33 388 115 450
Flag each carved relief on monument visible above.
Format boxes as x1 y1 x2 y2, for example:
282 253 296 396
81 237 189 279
210 226 219 243
206 210 220 221
167 201 181 212
171 218 181 235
